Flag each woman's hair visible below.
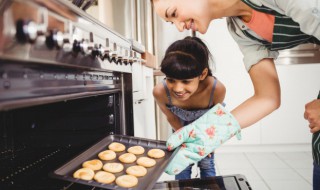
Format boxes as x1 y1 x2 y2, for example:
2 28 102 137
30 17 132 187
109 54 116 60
160 36 213 79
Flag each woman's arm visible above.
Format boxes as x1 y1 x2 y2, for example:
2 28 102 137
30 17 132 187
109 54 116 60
153 83 183 131
231 58 281 129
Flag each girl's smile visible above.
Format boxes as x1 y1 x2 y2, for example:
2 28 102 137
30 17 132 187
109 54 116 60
173 91 188 99
166 77 202 101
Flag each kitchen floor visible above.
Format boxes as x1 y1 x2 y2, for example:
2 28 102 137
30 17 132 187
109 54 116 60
158 147 313 190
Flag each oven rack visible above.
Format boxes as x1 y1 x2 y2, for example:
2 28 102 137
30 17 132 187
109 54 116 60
0 145 92 189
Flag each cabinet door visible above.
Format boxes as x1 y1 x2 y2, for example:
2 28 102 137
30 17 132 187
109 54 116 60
133 67 156 139
260 64 319 144
132 61 144 101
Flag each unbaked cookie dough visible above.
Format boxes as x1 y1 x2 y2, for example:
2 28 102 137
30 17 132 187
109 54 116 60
108 142 126 152
137 156 156 168
98 150 116 161
82 159 103 170
147 149 165 159
103 162 124 173
127 145 145 155
118 153 137 164
73 168 95 181
126 165 147 177
94 171 116 184
116 175 138 188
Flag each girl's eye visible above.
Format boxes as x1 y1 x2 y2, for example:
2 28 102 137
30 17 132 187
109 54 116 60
182 80 191 84
166 79 174 83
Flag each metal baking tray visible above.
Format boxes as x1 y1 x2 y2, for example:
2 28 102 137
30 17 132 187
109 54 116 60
50 134 179 190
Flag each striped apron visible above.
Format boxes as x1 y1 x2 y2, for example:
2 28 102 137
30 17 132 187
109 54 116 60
314 92 320 165
241 0 320 51
241 0 320 165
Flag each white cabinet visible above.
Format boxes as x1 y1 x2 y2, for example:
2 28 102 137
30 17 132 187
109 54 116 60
259 64 319 144
132 66 156 139
132 61 144 101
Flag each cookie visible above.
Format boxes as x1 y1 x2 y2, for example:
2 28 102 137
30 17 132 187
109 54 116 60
103 162 124 173
94 171 115 184
118 153 137 164
98 150 116 161
108 142 126 152
147 149 165 159
115 175 138 188
126 165 147 177
127 145 145 155
73 168 94 180
137 156 156 168
82 159 103 170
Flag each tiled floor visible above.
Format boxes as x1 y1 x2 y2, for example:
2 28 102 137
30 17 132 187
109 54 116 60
158 149 313 190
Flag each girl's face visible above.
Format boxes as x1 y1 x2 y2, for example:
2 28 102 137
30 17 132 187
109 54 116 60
165 67 208 101
153 0 212 34
166 77 201 101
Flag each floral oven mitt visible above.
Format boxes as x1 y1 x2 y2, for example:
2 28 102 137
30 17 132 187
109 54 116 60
165 103 241 175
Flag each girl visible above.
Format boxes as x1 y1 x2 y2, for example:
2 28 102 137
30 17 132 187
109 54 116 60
153 36 226 179
151 0 320 188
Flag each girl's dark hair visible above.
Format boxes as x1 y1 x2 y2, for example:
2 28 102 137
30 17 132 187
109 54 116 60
160 36 213 79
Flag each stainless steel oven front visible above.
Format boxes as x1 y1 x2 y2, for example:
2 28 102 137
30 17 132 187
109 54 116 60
0 0 138 189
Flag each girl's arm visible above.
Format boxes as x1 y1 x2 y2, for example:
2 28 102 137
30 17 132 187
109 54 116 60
153 84 183 131
231 58 281 129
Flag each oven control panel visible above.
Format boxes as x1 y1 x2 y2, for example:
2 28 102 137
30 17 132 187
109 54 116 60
0 0 139 73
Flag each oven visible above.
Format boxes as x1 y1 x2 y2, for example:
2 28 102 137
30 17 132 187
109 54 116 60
0 1 253 189
0 0 137 189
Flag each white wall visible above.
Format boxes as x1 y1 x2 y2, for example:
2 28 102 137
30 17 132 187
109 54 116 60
198 18 319 146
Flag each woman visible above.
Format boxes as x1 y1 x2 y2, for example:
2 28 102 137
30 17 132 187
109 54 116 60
152 0 320 188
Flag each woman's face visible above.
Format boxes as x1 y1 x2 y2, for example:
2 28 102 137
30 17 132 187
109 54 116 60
153 0 212 34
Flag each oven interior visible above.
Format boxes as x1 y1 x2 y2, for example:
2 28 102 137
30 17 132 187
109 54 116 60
0 93 124 190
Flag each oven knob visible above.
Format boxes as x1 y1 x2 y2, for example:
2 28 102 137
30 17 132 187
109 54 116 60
91 44 102 58
45 30 63 49
62 38 72 52
123 49 129 65
101 50 111 61
15 19 38 43
110 42 118 63
128 50 134 65
72 39 81 53
81 40 94 55
117 48 123 65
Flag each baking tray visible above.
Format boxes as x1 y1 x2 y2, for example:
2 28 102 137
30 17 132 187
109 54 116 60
50 134 179 190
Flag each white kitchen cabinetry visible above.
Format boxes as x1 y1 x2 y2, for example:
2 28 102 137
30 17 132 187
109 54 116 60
132 65 156 139
132 61 144 101
259 64 319 144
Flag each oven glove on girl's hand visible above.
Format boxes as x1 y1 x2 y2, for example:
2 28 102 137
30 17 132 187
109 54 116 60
165 103 241 175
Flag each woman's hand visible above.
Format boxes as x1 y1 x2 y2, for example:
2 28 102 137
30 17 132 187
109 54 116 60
304 99 320 133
